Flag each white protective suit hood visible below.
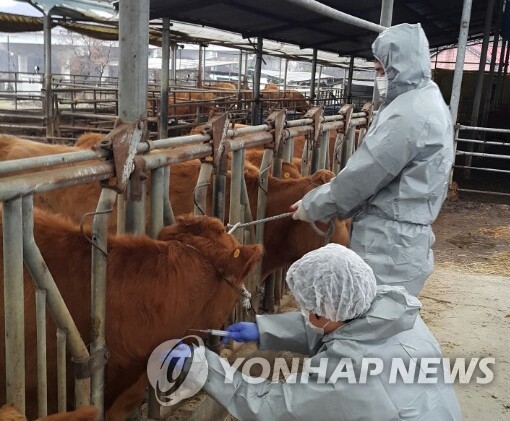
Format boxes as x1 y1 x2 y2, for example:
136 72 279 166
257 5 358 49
373 23 432 103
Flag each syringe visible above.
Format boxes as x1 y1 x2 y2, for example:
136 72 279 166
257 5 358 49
189 329 230 337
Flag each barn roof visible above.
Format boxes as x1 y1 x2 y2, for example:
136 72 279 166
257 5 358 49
148 0 500 59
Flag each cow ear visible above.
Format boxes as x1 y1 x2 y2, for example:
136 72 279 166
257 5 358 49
311 169 334 185
222 244 263 281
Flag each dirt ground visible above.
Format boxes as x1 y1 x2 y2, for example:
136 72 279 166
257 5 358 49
422 199 510 420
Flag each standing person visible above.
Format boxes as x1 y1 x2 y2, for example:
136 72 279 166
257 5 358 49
166 244 463 420
292 23 454 296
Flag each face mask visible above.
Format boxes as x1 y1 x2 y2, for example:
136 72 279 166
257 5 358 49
376 75 388 98
302 310 331 335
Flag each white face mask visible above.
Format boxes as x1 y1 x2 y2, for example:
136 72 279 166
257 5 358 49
376 75 388 98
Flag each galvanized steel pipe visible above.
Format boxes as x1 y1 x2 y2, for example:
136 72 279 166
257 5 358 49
284 0 385 32
2 197 25 413
149 168 165 238
22 196 91 407
36 289 48 417
90 188 117 418
450 0 473 123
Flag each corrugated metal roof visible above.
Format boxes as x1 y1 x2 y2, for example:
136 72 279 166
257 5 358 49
148 0 499 58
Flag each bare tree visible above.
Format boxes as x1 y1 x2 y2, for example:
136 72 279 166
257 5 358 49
56 28 117 83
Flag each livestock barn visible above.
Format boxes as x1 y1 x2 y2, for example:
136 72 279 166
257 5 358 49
0 0 509 420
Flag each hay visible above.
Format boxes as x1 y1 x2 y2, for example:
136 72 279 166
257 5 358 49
466 250 510 276
478 226 510 238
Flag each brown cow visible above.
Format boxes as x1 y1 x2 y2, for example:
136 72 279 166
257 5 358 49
169 160 350 277
261 84 309 113
0 210 262 420
0 135 349 276
0 404 98 421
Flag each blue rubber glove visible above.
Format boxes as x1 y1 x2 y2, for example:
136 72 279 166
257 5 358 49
161 343 192 371
225 322 259 343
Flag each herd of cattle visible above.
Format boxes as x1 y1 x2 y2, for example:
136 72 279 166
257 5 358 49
0 127 351 419
149 82 310 120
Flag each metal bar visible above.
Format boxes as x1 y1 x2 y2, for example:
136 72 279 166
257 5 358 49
494 38 507 107
0 161 114 202
284 0 385 31
481 0 504 126
159 18 170 139
44 12 54 139
171 43 177 85
256 149 272 245
251 37 263 125
229 149 245 244
283 138 294 162
457 188 510 196
120 0 149 235
449 0 473 124
238 51 243 95
0 149 107 176
449 126 460 190
212 173 226 222
310 49 318 105
117 194 126 234
197 44 203 88
163 166 175 225
22 196 91 407
125 178 146 235
36 289 48 418
456 150 510 159
496 39 510 105
454 165 510 174
194 162 213 216
346 56 354 102
380 0 394 26
118 0 149 122
458 125 510 134
241 176 255 243
90 188 117 418
56 329 66 413
456 137 510 146
283 58 288 93
471 0 495 130
149 167 165 238
318 130 329 169
142 143 213 171
3 197 25 414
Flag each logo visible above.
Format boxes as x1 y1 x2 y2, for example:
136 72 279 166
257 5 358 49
147 336 208 406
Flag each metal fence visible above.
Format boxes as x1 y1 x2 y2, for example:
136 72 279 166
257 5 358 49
452 124 510 196
0 103 371 418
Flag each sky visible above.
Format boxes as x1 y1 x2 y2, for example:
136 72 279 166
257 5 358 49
0 0 43 17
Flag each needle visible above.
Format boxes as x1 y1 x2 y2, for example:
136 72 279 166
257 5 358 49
189 329 230 337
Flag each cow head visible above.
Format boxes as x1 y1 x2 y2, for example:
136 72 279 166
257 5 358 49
158 215 263 327
254 169 350 277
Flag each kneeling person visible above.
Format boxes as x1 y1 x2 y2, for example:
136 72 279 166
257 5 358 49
173 244 462 420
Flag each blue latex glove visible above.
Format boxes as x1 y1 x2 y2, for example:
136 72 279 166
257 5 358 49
224 322 259 343
161 343 192 371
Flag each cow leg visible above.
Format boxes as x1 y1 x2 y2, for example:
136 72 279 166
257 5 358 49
105 373 148 421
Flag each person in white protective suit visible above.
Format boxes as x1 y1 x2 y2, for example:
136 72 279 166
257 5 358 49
292 23 454 296
172 244 462 420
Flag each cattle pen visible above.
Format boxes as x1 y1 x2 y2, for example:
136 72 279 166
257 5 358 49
1 0 510 420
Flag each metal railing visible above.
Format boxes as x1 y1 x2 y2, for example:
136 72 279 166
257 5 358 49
452 124 510 196
1 103 372 417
